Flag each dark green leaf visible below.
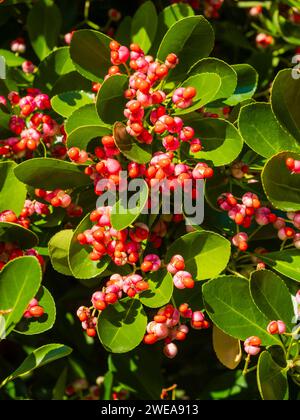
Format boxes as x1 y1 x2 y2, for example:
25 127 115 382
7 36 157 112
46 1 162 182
113 122 152 164
70 30 112 82
0 161 27 215
96 75 128 124
257 351 289 400
203 275 281 346
98 298 147 353
262 151 300 211
14 158 90 190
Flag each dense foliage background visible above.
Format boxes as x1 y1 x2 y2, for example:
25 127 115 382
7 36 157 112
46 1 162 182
0 0 299 401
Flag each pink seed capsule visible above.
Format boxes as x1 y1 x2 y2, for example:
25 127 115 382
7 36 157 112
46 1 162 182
163 342 178 359
267 320 286 335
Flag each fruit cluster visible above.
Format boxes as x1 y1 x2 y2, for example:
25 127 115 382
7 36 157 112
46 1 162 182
0 89 66 159
23 298 44 319
0 242 44 270
144 304 210 359
218 191 300 251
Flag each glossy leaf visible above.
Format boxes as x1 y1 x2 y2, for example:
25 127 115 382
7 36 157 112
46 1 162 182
113 122 152 164
27 0 62 60
48 230 73 276
98 298 147 353
258 249 300 283
257 351 289 400
157 16 214 82
250 270 294 328
165 231 231 281
0 257 42 336
51 91 93 118
238 103 300 158
213 326 242 370
140 269 174 308
0 344 72 388
131 1 158 54
96 75 128 124
262 151 300 211
14 158 90 190
189 58 237 101
34 47 75 94
271 69 300 142
70 30 112 82
0 49 25 67
68 213 110 280
151 3 194 52
203 275 281 346
0 222 38 248
174 73 221 115
14 287 56 335
187 118 243 166
224 64 258 106
0 161 27 215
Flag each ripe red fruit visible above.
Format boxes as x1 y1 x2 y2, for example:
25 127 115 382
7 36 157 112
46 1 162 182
141 261 153 272
144 333 158 345
105 292 118 304
29 306 44 318
86 328 97 337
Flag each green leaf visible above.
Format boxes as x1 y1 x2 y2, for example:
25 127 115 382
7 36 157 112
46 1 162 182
224 64 258 106
111 179 148 231
51 71 92 96
51 91 93 118
189 58 237 102
115 16 132 45
48 230 73 276
65 103 99 134
258 249 300 283
97 298 147 353
14 158 90 190
113 122 152 164
27 0 62 60
70 30 112 82
165 231 231 281
0 257 42 336
131 1 158 54
203 275 281 346
52 367 68 400
250 270 294 328
0 161 27 215
174 73 221 115
186 118 243 166
140 269 174 308
257 351 289 400
0 222 38 248
34 47 75 94
66 103 111 149
151 3 194 53
157 16 214 82
14 286 56 335
0 49 25 67
96 75 128 124
108 348 163 399
68 213 110 280
275 12 300 45
0 344 72 388
238 103 300 158
271 69 300 142
262 151 300 211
